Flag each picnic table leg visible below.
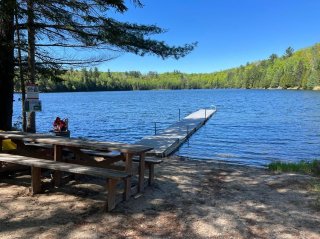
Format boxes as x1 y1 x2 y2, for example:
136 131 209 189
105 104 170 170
138 153 145 192
53 145 63 187
106 178 118 211
12 139 24 150
148 163 155 186
31 166 41 194
123 153 133 200
0 139 2 168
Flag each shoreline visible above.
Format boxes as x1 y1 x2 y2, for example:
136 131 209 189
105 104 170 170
1 155 319 238
13 87 320 94
175 155 269 169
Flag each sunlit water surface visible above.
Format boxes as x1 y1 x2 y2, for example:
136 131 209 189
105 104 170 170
13 89 320 167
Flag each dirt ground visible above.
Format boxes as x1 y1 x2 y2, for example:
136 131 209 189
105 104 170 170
0 156 320 239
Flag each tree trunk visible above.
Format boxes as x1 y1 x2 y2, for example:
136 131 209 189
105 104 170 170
15 5 27 132
26 0 36 133
0 0 15 131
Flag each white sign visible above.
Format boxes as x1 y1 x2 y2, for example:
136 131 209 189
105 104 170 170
26 84 39 99
25 99 42 112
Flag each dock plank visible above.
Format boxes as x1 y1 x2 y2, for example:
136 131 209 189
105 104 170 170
136 108 216 157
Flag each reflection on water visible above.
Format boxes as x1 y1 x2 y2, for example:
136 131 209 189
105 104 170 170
13 89 320 167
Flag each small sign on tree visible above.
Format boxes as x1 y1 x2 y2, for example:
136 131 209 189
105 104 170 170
26 84 39 99
25 84 42 112
25 99 42 112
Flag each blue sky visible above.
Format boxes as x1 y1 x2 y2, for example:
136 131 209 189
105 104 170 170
98 0 320 73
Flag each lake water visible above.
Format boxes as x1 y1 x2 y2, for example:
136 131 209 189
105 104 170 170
13 89 320 167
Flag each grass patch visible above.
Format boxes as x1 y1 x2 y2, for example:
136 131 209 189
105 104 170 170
269 160 320 211
268 160 320 176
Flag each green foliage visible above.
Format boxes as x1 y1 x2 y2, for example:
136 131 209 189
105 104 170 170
284 47 294 58
269 160 320 211
268 160 320 176
14 43 320 92
11 0 196 86
269 53 278 62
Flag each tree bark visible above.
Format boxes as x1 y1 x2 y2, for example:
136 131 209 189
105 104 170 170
0 0 15 131
15 5 27 132
26 0 36 133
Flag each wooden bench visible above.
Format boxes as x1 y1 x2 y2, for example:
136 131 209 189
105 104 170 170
75 149 161 186
78 149 163 186
0 153 128 211
22 144 121 167
71 148 162 186
133 157 163 185
24 144 123 161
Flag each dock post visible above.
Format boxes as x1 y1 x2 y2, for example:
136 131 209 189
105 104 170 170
179 109 181 121
154 122 157 135
205 109 207 119
187 125 190 146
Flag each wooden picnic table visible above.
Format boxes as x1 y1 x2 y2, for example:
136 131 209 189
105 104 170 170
0 131 153 199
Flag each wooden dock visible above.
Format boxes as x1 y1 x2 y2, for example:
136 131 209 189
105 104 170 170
136 108 217 157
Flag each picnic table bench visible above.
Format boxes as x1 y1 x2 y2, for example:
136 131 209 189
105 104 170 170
133 157 163 185
0 153 128 211
23 143 162 186
22 141 163 185
0 131 153 211
76 149 163 185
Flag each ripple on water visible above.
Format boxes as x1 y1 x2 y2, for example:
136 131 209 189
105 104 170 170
13 89 320 167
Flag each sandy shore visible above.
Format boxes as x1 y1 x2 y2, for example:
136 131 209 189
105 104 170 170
0 156 319 239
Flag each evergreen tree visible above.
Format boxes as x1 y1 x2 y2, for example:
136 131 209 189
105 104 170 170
307 46 320 89
0 0 196 130
284 47 294 58
0 0 15 130
269 53 278 63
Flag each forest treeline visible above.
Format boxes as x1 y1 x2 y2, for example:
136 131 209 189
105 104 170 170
15 43 320 92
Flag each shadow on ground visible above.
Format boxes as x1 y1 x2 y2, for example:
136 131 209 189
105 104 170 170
0 156 320 238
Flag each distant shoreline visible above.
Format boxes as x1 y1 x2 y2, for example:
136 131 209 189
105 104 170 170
13 87 320 94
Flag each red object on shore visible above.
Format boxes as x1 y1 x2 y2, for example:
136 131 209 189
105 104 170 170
53 117 67 132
